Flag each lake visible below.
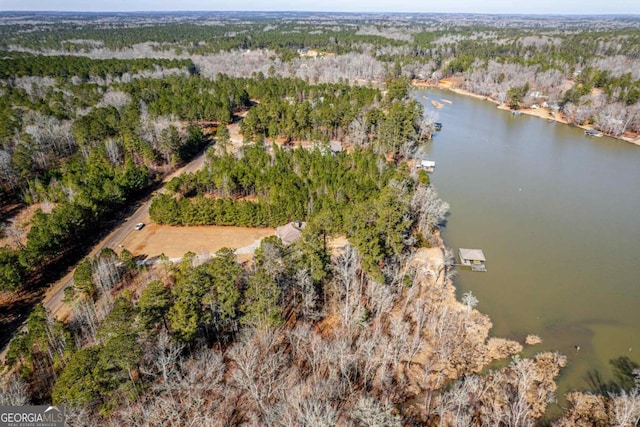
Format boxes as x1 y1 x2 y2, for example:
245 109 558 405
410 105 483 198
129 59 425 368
414 88 640 397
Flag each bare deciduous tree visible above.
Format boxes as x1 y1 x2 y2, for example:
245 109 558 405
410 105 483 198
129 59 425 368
104 138 123 165
145 330 184 386
0 148 19 190
411 185 450 235
352 396 402 427
609 388 640 427
461 291 479 314
333 244 360 327
347 115 369 147
92 250 124 306
0 374 29 406
99 90 131 110
2 220 25 249
228 328 289 423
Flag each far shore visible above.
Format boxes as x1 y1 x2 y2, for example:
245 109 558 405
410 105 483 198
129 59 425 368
412 79 640 147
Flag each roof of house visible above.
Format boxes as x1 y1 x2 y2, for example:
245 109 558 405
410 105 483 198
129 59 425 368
459 248 486 262
276 221 307 245
329 141 343 152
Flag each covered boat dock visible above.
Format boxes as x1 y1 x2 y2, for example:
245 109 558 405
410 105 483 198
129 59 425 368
459 248 487 272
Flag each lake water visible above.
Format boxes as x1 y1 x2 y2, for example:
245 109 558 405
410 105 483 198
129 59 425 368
414 88 640 397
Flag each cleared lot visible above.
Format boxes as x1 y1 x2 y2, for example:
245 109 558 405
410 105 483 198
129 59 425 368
121 223 275 259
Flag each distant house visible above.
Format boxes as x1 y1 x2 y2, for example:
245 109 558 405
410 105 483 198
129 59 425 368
417 160 436 172
276 221 307 245
297 48 319 57
313 141 342 155
329 141 343 154
459 248 487 272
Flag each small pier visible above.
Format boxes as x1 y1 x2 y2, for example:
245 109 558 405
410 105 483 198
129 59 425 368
459 248 487 272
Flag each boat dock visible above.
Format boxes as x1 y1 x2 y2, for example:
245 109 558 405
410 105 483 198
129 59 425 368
458 248 487 272
416 159 436 172
585 129 603 137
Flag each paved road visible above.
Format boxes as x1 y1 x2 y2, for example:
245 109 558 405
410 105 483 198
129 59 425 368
0 144 213 364
43 145 212 319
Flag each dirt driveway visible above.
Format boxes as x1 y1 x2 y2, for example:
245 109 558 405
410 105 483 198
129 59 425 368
121 223 275 260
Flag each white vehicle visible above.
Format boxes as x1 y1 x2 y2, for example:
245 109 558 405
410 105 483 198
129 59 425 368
134 223 145 230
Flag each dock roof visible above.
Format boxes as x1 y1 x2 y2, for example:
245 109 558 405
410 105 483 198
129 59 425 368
459 248 486 262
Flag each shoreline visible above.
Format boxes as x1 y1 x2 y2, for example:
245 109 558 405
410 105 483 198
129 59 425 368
412 79 640 147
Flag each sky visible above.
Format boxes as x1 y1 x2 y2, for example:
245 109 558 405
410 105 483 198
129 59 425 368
1 0 639 15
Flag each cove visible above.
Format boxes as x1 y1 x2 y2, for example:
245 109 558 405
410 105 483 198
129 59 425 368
414 87 640 397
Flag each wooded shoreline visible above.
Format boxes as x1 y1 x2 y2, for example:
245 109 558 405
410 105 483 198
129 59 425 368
412 79 640 147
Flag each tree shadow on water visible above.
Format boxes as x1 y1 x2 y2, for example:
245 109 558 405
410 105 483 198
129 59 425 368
586 355 639 394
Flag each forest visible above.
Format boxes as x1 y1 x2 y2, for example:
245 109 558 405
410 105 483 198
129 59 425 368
2 12 637 136
1 11 639 426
